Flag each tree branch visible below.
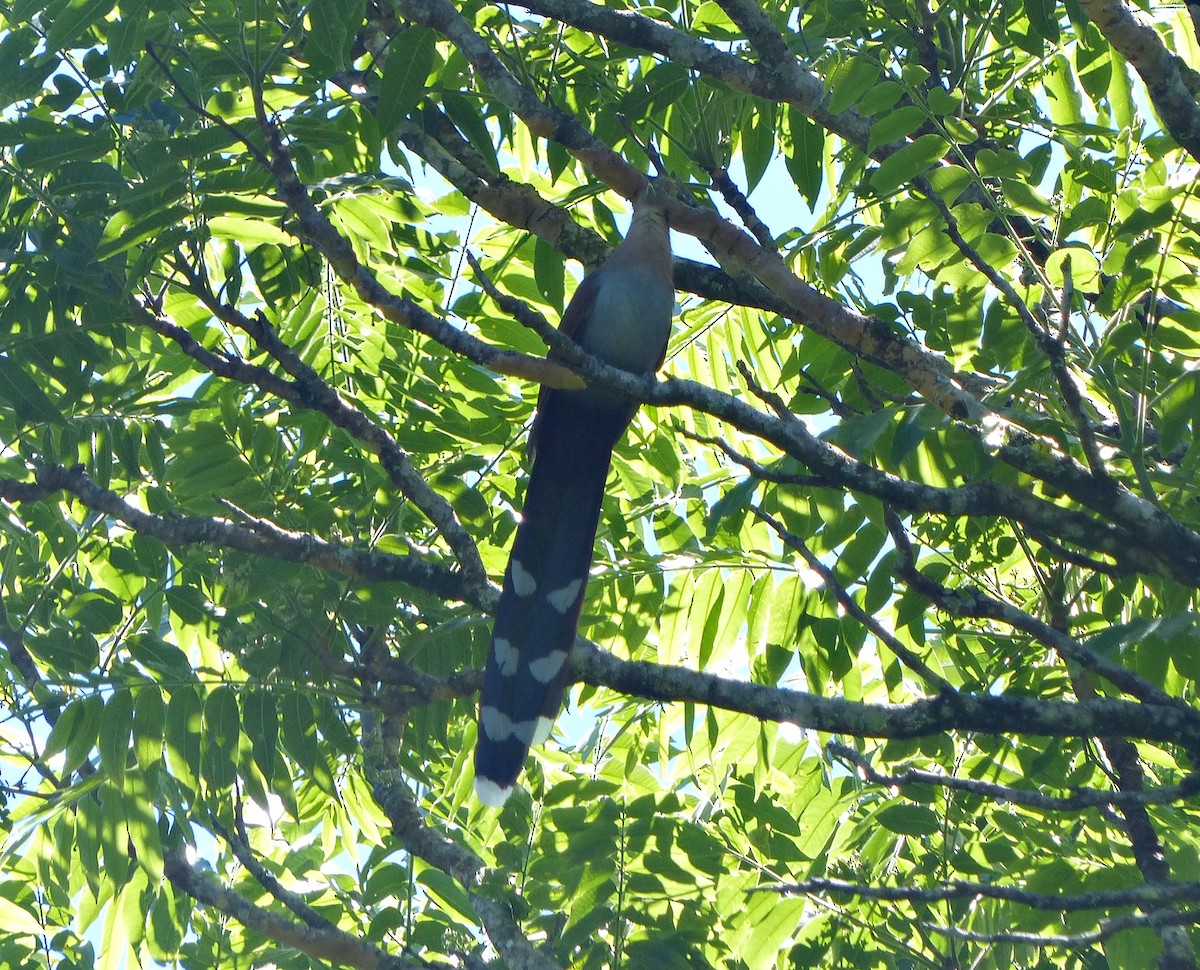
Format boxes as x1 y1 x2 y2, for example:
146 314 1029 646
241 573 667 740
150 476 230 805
393 0 992 423
128 287 488 586
828 741 1200 812
571 638 1200 750
926 907 1200 948
502 0 873 147
364 707 563 970
213 811 339 932
885 510 1192 713
751 506 954 694
163 849 417 969
1075 0 1200 161
770 874 1200 911
0 464 471 603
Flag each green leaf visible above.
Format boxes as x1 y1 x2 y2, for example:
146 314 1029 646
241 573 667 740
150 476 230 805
707 568 753 666
786 107 824 203
45 0 116 52
280 690 336 795
243 690 278 784
98 870 135 970
205 216 292 247
766 573 806 651
0 357 66 425
165 423 255 498
1075 30 1112 104
871 134 949 194
378 27 436 136
49 160 124 195
98 205 190 261
306 0 366 72
857 80 903 116
342 770 384 846
690 569 725 669
133 686 165 771
741 104 775 194
827 54 879 114
534 236 565 314
1046 246 1100 291
443 92 499 174
0 897 44 937
147 887 183 961
838 524 885 583
203 686 240 790
99 688 135 786
975 147 1029 177
877 804 941 836
1023 0 1060 44
165 687 202 791
867 106 927 151
1000 177 1056 216
334 196 393 252
416 867 477 924
44 695 102 775
1107 47 1135 129
16 128 114 171
1044 54 1084 138
740 893 807 969
926 87 963 116
129 634 191 679
691 0 740 39
125 782 164 882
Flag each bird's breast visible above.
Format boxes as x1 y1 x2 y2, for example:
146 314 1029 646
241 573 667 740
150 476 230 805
579 266 674 374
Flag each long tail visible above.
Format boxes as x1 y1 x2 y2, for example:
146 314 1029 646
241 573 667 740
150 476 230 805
474 391 632 805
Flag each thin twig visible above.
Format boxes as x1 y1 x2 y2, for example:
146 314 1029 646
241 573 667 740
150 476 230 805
885 509 1196 720
752 506 956 694
924 906 1200 947
828 741 1200 811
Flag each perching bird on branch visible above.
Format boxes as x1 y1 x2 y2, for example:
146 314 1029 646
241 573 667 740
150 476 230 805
474 182 675 807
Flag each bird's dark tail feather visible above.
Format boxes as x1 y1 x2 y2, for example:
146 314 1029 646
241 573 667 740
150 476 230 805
474 393 631 806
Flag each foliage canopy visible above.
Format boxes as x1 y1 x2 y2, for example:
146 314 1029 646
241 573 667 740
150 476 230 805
3 0 1200 967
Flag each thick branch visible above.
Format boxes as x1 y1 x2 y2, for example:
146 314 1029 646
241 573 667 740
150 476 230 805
1076 0 1200 161
503 0 873 147
393 0 991 422
371 786 562 970
246 108 585 392
650 375 1196 585
214 813 337 932
571 639 1200 749
259 81 1174 583
364 704 562 970
994 432 1200 579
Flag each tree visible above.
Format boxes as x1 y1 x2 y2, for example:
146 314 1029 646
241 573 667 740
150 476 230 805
2 0 1200 966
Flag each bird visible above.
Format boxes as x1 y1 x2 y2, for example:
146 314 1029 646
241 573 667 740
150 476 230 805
474 181 675 807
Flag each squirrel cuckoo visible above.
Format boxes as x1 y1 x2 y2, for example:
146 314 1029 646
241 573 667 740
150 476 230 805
474 183 674 806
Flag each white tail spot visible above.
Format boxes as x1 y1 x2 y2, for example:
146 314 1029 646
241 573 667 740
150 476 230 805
531 716 553 746
528 650 568 684
512 718 542 745
481 706 514 741
510 560 537 596
546 578 582 614
475 776 512 807
493 638 519 676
